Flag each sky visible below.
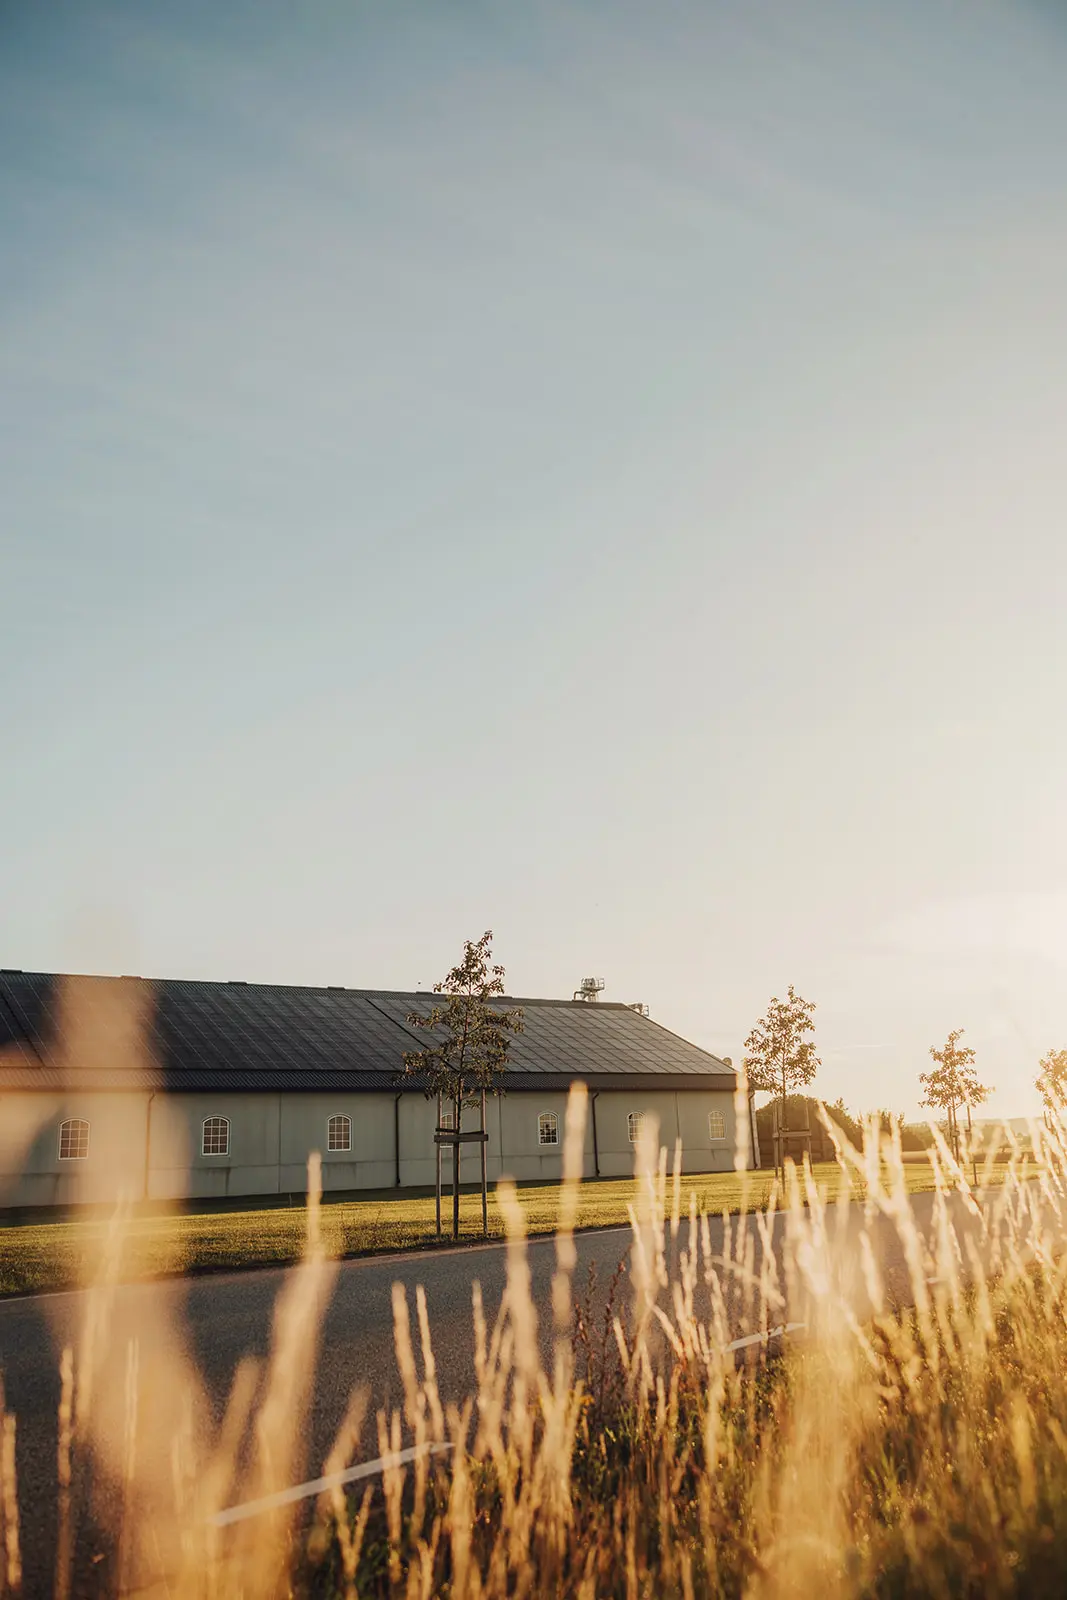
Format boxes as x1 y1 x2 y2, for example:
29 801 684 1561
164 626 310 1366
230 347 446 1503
3 0 1067 1120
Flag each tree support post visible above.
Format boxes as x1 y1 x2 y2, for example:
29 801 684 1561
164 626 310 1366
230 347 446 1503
433 1126 489 1242
453 1093 461 1242
435 1092 442 1238
480 1087 488 1236
966 1100 977 1187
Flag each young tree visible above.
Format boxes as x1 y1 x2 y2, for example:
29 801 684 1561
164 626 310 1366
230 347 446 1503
743 986 820 1178
1036 1048 1067 1126
919 1029 992 1169
396 930 524 1240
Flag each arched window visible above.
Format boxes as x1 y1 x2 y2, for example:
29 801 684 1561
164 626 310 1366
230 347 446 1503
627 1111 646 1144
708 1110 726 1142
439 1107 455 1130
538 1111 559 1146
202 1116 230 1156
58 1118 90 1160
328 1114 352 1152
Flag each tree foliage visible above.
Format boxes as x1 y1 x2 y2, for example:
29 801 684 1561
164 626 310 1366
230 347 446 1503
1036 1047 1067 1118
743 986 819 1175
743 985 820 1108
826 1096 863 1149
397 929 524 1108
919 1028 992 1164
823 1100 929 1153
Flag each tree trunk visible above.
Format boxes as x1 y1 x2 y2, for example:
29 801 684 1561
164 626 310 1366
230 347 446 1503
966 1099 977 1187
480 1087 488 1237
779 1057 787 1184
435 1092 442 1238
453 1092 461 1241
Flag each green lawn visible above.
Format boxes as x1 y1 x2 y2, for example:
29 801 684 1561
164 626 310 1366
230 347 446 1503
0 1158 964 1298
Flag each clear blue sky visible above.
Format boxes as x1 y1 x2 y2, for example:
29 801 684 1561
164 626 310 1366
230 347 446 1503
3 0 1066 1118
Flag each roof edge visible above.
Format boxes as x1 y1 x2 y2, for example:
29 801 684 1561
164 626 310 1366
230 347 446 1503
2 971 650 1013
0 1071 736 1094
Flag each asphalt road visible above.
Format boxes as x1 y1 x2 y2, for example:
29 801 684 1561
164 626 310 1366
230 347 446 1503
0 1187 999 1597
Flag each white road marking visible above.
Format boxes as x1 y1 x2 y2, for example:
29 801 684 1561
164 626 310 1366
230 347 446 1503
211 1442 453 1527
213 1324 808 1526
723 1322 806 1352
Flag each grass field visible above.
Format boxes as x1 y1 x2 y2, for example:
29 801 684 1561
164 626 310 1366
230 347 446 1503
0 1121 1058 1597
0 1156 961 1297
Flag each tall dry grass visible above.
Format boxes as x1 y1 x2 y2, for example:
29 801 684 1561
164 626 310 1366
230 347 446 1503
2 1083 1067 1598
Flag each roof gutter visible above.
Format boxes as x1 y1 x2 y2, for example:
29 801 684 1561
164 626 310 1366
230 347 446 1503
143 1089 157 1203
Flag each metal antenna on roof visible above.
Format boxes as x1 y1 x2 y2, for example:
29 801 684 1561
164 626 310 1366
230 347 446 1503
573 977 605 1002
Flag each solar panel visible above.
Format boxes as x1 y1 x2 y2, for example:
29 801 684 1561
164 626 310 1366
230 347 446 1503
0 974 734 1091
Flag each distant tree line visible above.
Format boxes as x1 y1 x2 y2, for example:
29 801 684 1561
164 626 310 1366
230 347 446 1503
741 990 1008 1174
752 1095 934 1164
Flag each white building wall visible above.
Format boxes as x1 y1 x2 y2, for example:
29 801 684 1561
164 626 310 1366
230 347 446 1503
592 1089 742 1177
0 1082 748 1210
0 1090 151 1208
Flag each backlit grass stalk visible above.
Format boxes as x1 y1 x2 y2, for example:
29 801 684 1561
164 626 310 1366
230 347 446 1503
5 1095 1067 1595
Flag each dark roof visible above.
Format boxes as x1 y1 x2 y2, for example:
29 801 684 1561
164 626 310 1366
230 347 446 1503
0 971 736 1094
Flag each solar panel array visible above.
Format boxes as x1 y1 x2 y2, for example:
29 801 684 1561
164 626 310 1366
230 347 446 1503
0 971 735 1092
0 971 52 1073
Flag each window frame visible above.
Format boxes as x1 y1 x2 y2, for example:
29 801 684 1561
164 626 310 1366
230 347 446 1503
707 1109 727 1143
627 1111 647 1145
439 1107 455 1131
327 1113 352 1153
58 1118 90 1161
538 1111 560 1147
201 1115 230 1157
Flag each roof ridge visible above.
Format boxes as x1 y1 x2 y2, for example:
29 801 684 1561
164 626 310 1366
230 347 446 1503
0 973 639 1011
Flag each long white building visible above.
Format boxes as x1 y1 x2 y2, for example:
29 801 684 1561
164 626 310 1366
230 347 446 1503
0 970 751 1209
